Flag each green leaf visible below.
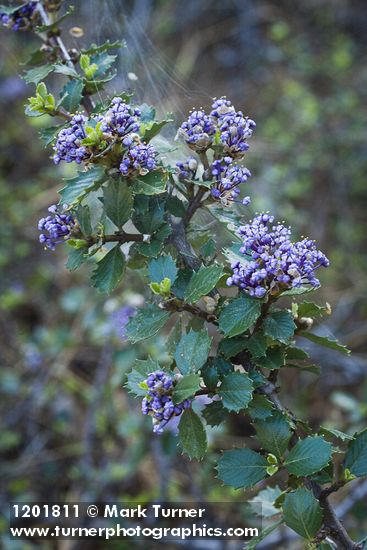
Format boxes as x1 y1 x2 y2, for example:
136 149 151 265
284 436 333 476
245 519 284 550
135 225 171 258
296 301 326 318
148 255 178 284
202 401 227 427
59 166 105 206
216 448 268 489
173 373 201 404
281 286 314 296
174 330 212 375
344 428 367 477
166 196 187 217
65 247 87 271
283 488 323 540
218 336 248 358
245 332 268 358
0 2 28 15
102 181 133 228
91 245 125 293
166 320 182 357
300 332 350 355
254 412 292 458
178 408 207 460
249 486 283 518
286 347 310 361
76 205 92 236
125 304 170 344
82 40 124 55
255 347 286 370
202 357 232 390
218 372 253 412
263 311 296 344
320 427 355 442
184 265 223 304
219 295 262 338
125 358 160 397
23 64 54 84
39 124 66 147
53 63 79 78
133 171 167 195
59 79 84 113
141 117 174 142
91 52 117 77
248 395 274 421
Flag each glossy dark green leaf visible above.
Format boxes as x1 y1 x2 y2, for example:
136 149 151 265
91 245 125 293
219 295 261 338
218 372 253 412
178 408 207 460
125 304 170 343
283 488 322 540
217 448 268 489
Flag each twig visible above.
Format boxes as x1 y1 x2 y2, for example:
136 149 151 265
86 232 147 247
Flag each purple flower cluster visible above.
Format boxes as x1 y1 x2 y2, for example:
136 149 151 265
1 2 37 31
176 157 198 181
217 111 256 158
120 142 157 176
53 114 88 165
100 97 141 140
227 213 330 297
211 157 251 204
179 97 255 158
52 98 158 176
179 109 216 151
141 371 191 433
38 205 75 250
177 98 255 205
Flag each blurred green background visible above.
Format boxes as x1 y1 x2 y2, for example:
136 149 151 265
1 1 367 548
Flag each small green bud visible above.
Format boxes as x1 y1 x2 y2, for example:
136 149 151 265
266 465 279 476
67 239 88 249
343 468 356 481
150 282 161 295
267 453 278 465
85 63 98 80
36 82 48 99
160 277 172 295
79 54 90 71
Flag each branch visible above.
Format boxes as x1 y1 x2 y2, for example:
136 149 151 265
162 298 217 324
259 379 361 550
86 232 148 247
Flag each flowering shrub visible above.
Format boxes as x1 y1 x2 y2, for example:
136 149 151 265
3 2 366 549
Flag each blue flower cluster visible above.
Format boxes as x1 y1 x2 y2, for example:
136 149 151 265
53 98 157 176
179 97 255 158
227 213 330 297
177 97 255 205
179 109 216 152
1 2 37 31
119 143 157 176
211 157 251 205
141 371 191 433
53 114 88 165
100 97 141 141
38 205 75 250
176 157 198 181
